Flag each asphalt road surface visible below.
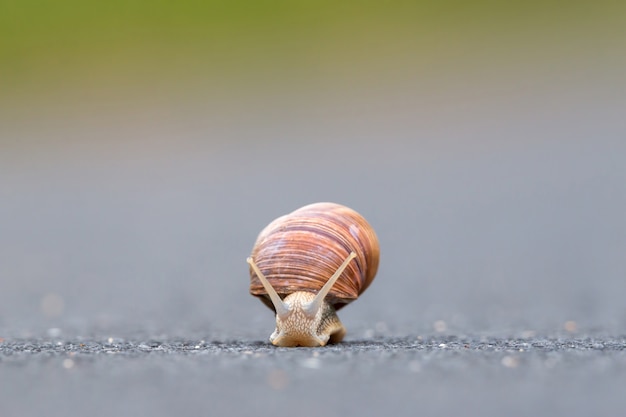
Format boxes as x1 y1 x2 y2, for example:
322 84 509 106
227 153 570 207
1 332 625 417
2 86 625 416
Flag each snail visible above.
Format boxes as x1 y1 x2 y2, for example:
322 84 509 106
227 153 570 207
247 202 380 347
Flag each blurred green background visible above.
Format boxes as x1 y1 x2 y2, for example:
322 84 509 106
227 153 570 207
2 0 625 139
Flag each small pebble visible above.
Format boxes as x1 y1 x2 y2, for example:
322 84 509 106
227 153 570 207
300 357 321 369
501 356 520 368
433 320 447 333
62 359 75 369
564 321 578 333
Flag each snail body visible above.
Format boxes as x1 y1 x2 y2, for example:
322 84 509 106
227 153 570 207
247 202 379 347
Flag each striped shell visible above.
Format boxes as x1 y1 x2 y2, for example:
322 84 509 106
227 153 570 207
249 202 379 311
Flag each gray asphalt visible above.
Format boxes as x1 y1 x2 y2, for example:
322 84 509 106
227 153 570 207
2 333 625 417
2 78 626 416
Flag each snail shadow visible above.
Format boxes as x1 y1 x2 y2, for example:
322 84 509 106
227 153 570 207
236 338 416 351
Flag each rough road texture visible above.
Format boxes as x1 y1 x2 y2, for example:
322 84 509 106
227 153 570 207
2 333 625 417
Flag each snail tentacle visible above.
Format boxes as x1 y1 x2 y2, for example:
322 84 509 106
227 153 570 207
247 257 290 318
303 252 356 317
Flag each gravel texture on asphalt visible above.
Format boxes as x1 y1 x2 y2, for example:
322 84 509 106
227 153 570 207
2 333 626 417
2 335 626 357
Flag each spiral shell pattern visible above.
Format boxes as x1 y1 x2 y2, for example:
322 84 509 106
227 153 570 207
249 202 379 310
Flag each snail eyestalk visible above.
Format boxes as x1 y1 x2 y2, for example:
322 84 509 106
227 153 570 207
304 252 357 317
247 257 290 318
249 252 356 347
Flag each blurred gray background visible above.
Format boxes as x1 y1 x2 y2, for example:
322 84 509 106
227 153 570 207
2 71 624 339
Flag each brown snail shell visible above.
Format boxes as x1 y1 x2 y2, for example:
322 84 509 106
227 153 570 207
248 202 380 347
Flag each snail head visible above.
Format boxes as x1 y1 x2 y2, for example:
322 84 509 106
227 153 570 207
247 252 356 347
